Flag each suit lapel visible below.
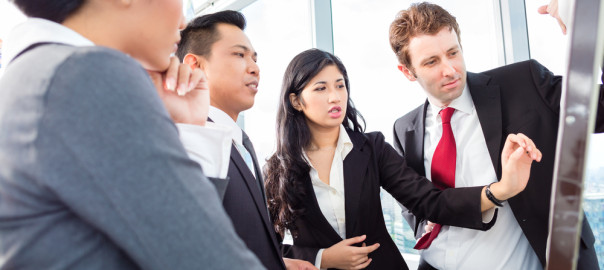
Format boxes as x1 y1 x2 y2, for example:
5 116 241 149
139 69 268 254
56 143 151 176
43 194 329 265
301 173 346 243
467 72 503 178
230 145 282 254
343 131 371 237
406 102 429 176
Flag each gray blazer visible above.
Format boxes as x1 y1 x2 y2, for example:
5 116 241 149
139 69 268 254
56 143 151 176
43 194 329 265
0 44 265 270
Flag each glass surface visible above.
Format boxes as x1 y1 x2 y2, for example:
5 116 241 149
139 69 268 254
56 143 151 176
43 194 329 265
240 0 313 166
526 1 604 268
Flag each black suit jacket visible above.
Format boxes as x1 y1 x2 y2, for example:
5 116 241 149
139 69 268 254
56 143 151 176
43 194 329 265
284 130 497 270
393 59 604 269
222 143 286 270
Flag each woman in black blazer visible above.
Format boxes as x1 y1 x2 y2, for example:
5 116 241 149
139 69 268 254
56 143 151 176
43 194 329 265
264 49 542 270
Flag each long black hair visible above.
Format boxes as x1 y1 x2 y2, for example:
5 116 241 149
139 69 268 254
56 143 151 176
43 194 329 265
264 49 365 238
10 0 85 23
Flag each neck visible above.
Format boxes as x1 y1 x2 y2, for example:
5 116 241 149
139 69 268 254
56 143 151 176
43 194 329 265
210 100 240 122
307 124 340 151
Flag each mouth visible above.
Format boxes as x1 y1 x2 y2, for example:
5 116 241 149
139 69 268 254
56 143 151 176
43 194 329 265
442 78 461 89
246 81 259 93
328 106 343 118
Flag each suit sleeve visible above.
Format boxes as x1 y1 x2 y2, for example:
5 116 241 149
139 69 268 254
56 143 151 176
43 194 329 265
373 132 497 230
282 244 320 266
392 123 424 239
528 59 604 133
40 49 264 270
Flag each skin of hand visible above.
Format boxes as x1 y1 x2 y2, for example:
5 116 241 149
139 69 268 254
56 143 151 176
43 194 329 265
283 258 319 270
421 221 436 237
538 0 567 34
321 235 380 270
484 133 542 210
147 56 210 126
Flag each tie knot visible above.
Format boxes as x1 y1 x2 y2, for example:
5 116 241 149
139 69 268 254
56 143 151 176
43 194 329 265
439 107 455 124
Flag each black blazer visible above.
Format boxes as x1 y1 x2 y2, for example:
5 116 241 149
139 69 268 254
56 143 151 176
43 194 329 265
222 145 286 270
393 59 604 269
284 130 496 270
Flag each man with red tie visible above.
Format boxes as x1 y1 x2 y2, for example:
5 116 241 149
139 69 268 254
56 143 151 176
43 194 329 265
390 2 603 270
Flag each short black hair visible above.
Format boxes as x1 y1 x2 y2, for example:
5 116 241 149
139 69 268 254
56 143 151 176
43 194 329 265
10 0 85 23
176 10 246 61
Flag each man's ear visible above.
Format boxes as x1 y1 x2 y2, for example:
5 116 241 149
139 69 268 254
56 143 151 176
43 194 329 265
289 93 302 111
183 54 203 70
397 64 417 81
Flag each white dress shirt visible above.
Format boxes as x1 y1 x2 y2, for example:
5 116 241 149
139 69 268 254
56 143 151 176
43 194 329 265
2 19 233 179
208 106 255 178
303 125 353 269
421 86 541 270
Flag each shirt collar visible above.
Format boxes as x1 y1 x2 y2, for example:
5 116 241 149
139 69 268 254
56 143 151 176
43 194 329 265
427 83 474 120
208 106 243 145
3 18 94 67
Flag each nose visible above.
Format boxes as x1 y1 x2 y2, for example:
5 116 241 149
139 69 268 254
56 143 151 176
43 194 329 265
248 59 259 77
328 88 341 103
178 14 186 30
441 59 456 77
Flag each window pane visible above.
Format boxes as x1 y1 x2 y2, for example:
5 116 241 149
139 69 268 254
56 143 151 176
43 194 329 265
240 0 313 166
526 1 604 268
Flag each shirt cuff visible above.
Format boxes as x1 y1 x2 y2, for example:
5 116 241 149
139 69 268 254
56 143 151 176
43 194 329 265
482 205 497 223
176 122 233 178
315 248 326 270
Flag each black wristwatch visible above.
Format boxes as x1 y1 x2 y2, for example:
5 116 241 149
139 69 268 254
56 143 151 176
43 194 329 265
486 183 505 207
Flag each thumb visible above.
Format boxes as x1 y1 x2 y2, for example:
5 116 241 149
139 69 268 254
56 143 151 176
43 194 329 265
537 5 549 14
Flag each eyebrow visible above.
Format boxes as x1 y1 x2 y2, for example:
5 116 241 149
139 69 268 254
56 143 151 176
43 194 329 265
232 44 258 57
313 78 344 86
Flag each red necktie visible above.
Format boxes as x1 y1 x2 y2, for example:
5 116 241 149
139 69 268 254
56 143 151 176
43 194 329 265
414 107 456 250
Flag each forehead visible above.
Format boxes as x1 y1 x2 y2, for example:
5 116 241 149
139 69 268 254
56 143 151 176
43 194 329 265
407 28 460 61
213 23 255 52
309 65 344 82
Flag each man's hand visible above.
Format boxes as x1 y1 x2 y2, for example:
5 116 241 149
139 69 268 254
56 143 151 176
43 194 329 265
538 0 567 34
283 258 318 270
493 133 542 201
147 56 210 126
321 235 379 269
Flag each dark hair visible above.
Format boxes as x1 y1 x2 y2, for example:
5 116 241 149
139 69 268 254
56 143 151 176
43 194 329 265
389 2 460 71
264 49 365 237
176 10 246 61
10 0 85 23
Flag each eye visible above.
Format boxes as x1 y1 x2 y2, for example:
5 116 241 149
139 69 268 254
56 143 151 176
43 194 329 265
424 60 436 66
337 84 346 89
233 52 244 57
314 86 326 91
449 50 458 57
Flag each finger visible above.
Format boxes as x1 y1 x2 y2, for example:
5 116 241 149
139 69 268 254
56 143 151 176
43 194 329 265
342 235 366 246
537 5 549 14
352 258 372 269
556 17 567 34
189 68 208 91
164 57 179 91
353 255 369 266
176 63 192 96
515 133 543 161
361 242 366 247
357 243 380 254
